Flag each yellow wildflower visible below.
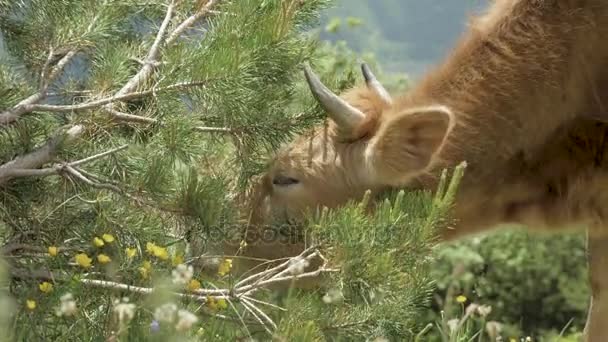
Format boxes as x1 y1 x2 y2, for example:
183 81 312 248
139 260 152 279
187 279 201 292
146 242 157 254
154 247 168 260
146 242 169 260
216 298 228 310
207 297 227 311
93 237 104 248
456 295 467 303
125 247 137 259
48 246 58 257
75 253 92 268
102 234 115 243
172 254 184 267
206 296 217 311
39 281 53 293
217 258 233 276
26 299 36 311
97 254 111 264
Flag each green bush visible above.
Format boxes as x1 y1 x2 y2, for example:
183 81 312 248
425 227 589 339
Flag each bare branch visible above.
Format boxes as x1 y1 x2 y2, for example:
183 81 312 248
0 0 219 126
70 144 128 167
0 93 46 125
235 250 339 297
47 51 78 85
106 108 158 124
240 265 337 297
40 46 55 89
240 298 274 334
234 246 318 288
0 168 59 178
10 267 55 281
241 295 287 312
1 243 46 255
0 50 78 125
195 126 233 133
28 89 169 112
79 279 216 302
27 81 207 115
112 1 176 98
166 0 221 44
102 0 220 121
62 165 125 194
0 144 128 181
241 297 277 330
2 243 77 256
0 125 84 185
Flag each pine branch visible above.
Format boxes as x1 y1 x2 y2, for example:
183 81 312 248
0 125 84 185
241 297 277 330
0 93 46 125
110 1 176 98
70 144 129 167
17 81 209 114
166 0 221 44
0 50 78 125
0 0 220 125
195 126 233 133
0 144 126 181
80 279 217 302
39 46 55 89
1 243 77 256
62 165 124 193
106 108 158 124
105 0 221 122
240 296 287 312
240 298 274 334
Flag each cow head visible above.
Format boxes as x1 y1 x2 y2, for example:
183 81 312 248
251 63 455 226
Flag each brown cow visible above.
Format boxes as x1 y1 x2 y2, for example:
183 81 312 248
235 0 608 340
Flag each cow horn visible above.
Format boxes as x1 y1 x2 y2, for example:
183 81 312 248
361 62 392 105
303 63 366 130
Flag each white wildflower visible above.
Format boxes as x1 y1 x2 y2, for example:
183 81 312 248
477 304 492 317
372 337 389 342
172 264 194 286
322 288 343 304
175 309 198 332
485 321 502 340
287 256 310 275
113 297 136 324
154 302 178 323
447 318 459 333
55 293 77 317
465 303 479 316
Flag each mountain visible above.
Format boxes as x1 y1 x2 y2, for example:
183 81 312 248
320 0 489 78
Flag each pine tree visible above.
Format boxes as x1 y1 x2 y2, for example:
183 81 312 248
0 0 463 340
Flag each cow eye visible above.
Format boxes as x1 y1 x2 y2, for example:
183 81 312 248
272 175 300 186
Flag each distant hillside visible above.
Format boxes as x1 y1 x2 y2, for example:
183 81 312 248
319 0 489 78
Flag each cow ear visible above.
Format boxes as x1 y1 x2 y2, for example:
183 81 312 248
365 105 454 184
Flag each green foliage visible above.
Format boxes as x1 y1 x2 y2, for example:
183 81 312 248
266 163 467 341
0 0 460 341
424 229 589 340
3 1 586 340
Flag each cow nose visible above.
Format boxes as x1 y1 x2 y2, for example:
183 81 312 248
272 175 300 186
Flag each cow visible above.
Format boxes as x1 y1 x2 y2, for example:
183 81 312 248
227 0 608 340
